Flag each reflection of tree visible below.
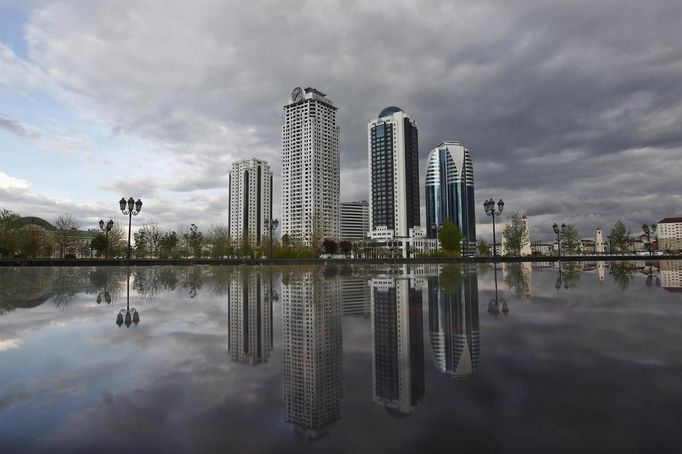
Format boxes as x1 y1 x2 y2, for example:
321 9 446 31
560 263 582 289
89 268 125 304
181 267 204 298
438 265 463 296
610 263 635 291
504 263 532 297
133 268 164 300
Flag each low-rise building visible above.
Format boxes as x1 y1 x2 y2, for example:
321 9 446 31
657 218 682 252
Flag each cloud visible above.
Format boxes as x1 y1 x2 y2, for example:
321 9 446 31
0 115 40 138
0 171 30 190
0 0 678 237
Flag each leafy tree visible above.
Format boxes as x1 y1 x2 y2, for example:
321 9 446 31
339 240 352 256
0 209 25 257
322 238 338 254
54 215 80 258
502 212 529 256
17 224 49 258
477 238 491 256
238 232 253 258
91 233 108 258
609 220 631 253
159 231 180 259
281 233 291 248
438 220 462 257
560 224 580 254
133 222 161 258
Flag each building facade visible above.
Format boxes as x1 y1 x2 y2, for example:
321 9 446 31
657 217 682 252
368 107 420 239
370 275 425 415
281 87 340 247
340 201 370 242
424 141 476 255
228 159 273 247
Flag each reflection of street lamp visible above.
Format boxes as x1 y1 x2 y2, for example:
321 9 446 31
99 219 114 259
264 218 279 259
642 223 657 255
116 270 140 327
488 263 509 316
484 198 504 258
120 197 142 261
552 223 566 257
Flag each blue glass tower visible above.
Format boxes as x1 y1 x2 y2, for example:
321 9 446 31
425 141 476 255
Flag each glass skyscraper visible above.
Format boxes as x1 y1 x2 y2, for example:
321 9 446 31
424 141 476 255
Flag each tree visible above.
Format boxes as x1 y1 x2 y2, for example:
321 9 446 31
609 220 631 253
54 215 80 258
0 209 24 257
339 240 352 256
159 231 180 259
18 224 48 258
91 233 108 258
322 238 338 255
181 224 204 258
438 220 462 257
477 238 491 256
133 222 161 258
206 224 231 258
560 224 580 254
502 212 529 256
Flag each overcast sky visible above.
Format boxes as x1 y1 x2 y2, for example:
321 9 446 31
1 0 681 241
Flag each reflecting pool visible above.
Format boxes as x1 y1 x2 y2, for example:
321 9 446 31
1 261 682 453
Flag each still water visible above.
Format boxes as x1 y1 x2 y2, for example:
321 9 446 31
1 261 681 453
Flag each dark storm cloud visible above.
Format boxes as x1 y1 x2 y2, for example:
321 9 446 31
17 0 682 237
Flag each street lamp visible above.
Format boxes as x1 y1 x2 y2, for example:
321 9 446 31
264 218 279 259
120 197 142 260
116 270 140 327
99 219 114 259
552 222 566 257
642 223 657 255
484 198 504 258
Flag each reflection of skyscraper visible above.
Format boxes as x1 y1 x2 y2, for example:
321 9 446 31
371 276 425 415
340 276 370 317
428 266 479 378
228 270 272 366
282 271 342 440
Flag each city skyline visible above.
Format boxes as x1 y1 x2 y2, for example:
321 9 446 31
1 1 681 242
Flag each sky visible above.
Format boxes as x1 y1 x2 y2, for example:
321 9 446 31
1 0 681 242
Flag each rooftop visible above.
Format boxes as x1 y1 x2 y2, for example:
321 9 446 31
658 217 682 224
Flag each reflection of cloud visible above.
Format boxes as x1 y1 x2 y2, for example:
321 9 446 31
0 338 22 351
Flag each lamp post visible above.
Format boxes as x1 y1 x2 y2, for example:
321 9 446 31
99 219 114 259
116 270 140 327
264 218 279 259
484 198 504 258
119 197 142 260
552 223 566 257
642 223 657 255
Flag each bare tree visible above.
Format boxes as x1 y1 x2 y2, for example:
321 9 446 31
54 215 80 258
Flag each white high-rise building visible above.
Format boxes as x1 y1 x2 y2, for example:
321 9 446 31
228 158 272 247
281 87 340 247
340 201 370 242
368 107 420 239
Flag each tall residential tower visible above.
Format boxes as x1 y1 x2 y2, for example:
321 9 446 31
228 158 272 247
424 141 476 255
281 87 340 247
368 107 420 238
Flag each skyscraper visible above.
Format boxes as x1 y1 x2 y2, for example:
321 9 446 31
282 269 342 440
371 275 425 415
424 141 476 255
281 87 340 247
427 265 479 378
340 200 370 242
368 107 420 238
228 269 273 366
228 158 272 247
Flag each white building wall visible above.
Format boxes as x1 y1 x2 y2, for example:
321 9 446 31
228 158 272 246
